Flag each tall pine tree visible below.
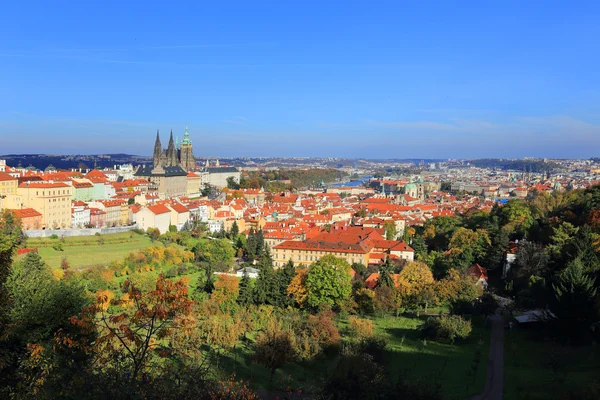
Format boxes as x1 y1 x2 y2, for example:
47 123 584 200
237 270 253 305
277 259 296 306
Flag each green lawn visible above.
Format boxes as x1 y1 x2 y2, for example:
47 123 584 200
504 329 600 399
23 232 154 270
218 314 490 399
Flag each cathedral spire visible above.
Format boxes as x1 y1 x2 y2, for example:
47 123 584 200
153 130 162 168
182 124 192 145
166 130 177 166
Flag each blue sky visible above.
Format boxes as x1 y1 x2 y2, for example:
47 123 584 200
1 1 599 158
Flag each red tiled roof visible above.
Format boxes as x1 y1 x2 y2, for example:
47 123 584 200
10 208 42 218
0 172 17 181
147 204 171 215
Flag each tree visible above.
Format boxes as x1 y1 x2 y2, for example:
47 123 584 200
211 274 239 309
378 259 394 288
195 264 216 295
253 256 278 305
399 262 436 313
287 268 309 308
512 241 549 286
71 275 195 381
551 258 599 342
253 317 297 382
499 199 534 238
229 220 239 239
192 238 235 267
446 228 491 271
0 210 23 337
237 270 253 305
384 221 397 240
226 176 240 190
305 255 352 309
277 259 295 306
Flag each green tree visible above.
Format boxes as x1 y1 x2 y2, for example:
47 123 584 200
305 255 352 309
229 221 239 239
378 259 394 288
499 199 534 238
253 253 279 305
277 259 296 306
226 176 240 190
192 238 235 267
237 270 253 305
551 258 599 341
384 221 397 240
0 210 23 338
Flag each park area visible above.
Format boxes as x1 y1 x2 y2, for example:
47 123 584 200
23 231 154 270
218 314 490 400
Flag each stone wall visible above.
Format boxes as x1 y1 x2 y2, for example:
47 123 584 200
25 225 140 238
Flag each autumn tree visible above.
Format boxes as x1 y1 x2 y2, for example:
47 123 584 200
305 255 352 309
253 317 297 382
399 261 436 313
211 274 240 310
287 268 309 308
72 275 195 381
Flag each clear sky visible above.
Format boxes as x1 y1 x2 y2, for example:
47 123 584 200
1 1 599 158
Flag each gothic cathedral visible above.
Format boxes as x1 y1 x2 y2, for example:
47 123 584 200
153 126 196 171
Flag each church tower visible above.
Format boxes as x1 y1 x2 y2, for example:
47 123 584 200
153 130 162 168
166 130 178 167
179 124 196 170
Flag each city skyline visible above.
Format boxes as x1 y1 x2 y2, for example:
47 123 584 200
1 1 599 158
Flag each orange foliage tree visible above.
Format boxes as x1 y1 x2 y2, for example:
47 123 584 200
211 274 240 309
70 274 195 380
287 268 309 308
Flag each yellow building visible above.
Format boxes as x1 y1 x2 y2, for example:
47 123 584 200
17 182 73 229
0 172 18 198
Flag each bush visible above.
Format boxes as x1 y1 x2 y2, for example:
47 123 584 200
95 232 101 236
176 264 188 276
165 267 177 278
52 243 64 251
131 228 145 235
348 316 374 339
422 314 472 343
49 234 59 239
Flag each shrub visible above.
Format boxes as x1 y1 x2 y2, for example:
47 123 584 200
422 314 472 343
165 267 177 278
348 316 374 340
176 264 188 276
52 243 64 251
49 234 59 239
95 232 101 236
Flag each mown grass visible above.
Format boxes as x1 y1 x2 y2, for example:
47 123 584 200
22 232 154 270
504 328 600 399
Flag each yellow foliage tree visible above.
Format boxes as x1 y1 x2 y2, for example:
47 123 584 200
287 268 309 308
95 289 115 311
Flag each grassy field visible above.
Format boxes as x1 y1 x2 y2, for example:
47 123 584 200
219 314 490 399
23 232 154 270
504 329 600 399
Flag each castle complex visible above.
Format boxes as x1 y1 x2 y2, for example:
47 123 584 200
153 125 196 171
